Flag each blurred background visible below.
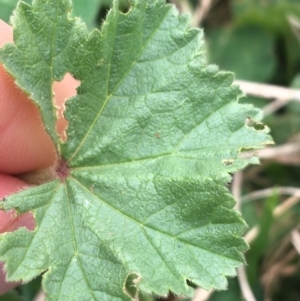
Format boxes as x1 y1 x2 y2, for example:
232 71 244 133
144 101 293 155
1 0 300 300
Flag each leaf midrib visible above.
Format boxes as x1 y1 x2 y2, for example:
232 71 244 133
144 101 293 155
67 5 172 164
69 176 243 263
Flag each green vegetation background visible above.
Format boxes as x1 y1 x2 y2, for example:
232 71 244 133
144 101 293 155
1 0 300 300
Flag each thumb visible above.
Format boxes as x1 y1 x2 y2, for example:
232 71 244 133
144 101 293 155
0 174 34 294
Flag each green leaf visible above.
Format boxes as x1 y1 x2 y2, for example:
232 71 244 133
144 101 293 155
0 0 272 300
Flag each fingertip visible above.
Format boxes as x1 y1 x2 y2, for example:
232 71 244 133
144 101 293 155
0 19 13 47
0 175 34 294
0 64 57 174
0 262 19 295
0 20 57 174
0 174 35 233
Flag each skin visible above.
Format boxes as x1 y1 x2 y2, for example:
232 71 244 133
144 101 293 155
0 19 79 294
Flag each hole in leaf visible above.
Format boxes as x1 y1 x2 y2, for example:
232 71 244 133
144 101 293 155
186 279 197 289
157 292 177 301
0 176 35 233
119 0 131 14
0 209 35 233
245 117 266 131
222 159 234 166
96 0 131 28
53 73 80 142
124 273 141 299
253 123 266 131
